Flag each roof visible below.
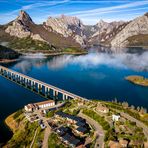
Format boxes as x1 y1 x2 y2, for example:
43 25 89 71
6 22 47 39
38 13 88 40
62 133 72 141
25 104 33 109
76 121 86 127
55 111 85 122
25 103 37 109
76 127 87 133
35 100 55 106
62 133 80 146
57 127 69 133
70 138 80 146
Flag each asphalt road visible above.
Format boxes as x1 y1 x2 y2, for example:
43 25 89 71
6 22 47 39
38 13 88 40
78 111 105 148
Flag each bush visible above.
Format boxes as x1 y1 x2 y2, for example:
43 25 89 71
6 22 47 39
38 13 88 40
46 110 55 118
9 37 53 51
13 109 23 119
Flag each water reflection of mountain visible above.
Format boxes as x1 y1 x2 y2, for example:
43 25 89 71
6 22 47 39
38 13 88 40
12 58 47 74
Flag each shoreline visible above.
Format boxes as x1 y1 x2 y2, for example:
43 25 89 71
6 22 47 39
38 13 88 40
4 112 16 133
21 51 88 56
0 51 87 64
0 59 19 64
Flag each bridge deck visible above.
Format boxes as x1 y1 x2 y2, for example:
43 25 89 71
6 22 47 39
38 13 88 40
0 65 87 100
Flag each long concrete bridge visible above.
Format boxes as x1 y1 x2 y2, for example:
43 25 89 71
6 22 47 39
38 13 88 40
0 65 87 101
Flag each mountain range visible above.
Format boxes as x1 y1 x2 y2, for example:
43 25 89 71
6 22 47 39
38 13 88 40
0 10 148 52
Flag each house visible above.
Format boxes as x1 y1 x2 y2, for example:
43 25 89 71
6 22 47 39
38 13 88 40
112 114 120 122
62 133 72 145
75 121 86 128
70 138 81 148
24 104 38 112
61 133 81 147
119 139 128 147
55 111 85 124
75 127 88 135
97 106 109 113
56 127 69 136
35 100 55 109
24 100 55 112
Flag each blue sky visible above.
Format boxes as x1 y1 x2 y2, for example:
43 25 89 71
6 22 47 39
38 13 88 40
0 0 148 25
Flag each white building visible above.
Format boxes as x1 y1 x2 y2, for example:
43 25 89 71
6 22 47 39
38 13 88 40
24 104 38 112
112 114 120 121
35 100 55 109
24 100 55 112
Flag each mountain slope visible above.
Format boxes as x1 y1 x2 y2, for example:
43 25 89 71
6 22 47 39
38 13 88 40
89 20 128 45
45 15 86 46
2 11 81 50
111 13 148 47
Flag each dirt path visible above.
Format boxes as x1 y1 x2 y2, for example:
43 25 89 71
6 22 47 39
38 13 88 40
42 122 51 148
30 128 38 148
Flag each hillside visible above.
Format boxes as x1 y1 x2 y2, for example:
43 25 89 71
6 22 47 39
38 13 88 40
0 45 20 60
0 11 82 52
111 13 148 48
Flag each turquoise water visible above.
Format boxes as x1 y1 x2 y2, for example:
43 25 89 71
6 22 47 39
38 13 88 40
0 52 148 143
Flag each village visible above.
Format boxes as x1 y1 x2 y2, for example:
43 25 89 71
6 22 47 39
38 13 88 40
23 98 148 148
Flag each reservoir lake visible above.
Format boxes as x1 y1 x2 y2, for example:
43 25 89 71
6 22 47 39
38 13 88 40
0 52 148 143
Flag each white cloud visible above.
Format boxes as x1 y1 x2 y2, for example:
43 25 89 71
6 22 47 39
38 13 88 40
47 52 148 72
0 0 70 19
22 0 70 10
67 1 148 17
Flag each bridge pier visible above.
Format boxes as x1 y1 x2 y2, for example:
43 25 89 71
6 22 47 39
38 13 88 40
38 84 42 93
45 87 50 98
31 81 35 90
63 94 68 100
53 90 58 99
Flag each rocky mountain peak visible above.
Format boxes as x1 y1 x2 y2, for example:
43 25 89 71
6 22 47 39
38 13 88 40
17 10 33 24
96 19 109 27
60 14 83 27
45 15 85 46
5 10 34 39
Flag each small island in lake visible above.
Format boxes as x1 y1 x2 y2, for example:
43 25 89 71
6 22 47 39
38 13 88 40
125 75 148 87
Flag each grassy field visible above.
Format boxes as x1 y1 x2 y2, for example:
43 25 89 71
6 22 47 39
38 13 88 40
127 34 148 48
125 75 148 87
4 110 39 148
